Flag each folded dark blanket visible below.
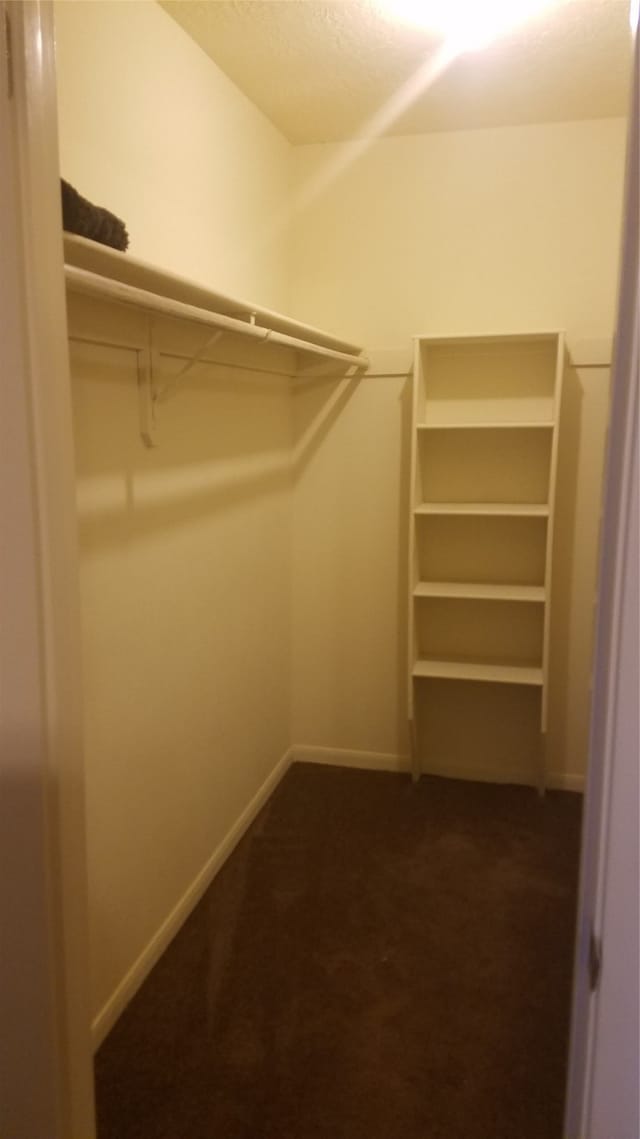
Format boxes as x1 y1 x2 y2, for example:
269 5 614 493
60 179 129 252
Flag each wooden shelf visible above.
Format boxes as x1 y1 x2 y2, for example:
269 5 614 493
417 421 554 431
411 332 561 346
415 502 550 517
412 659 544 686
64 234 363 356
413 582 545 603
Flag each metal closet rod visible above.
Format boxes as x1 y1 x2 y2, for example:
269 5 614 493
65 265 369 371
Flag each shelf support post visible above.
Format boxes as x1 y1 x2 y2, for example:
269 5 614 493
137 318 158 448
137 323 227 446
410 714 420 784
537 731 547 797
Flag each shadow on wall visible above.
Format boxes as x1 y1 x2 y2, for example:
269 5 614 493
291 370 362 478
71 297 363 554
73 357 293 549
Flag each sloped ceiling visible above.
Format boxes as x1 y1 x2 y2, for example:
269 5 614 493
159 0 632 143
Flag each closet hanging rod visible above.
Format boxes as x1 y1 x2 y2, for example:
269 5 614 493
65 266 369 371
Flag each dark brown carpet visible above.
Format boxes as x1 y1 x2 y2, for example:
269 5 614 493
95 765 582 1139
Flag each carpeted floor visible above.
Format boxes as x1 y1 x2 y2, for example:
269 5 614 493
95 765 582 1139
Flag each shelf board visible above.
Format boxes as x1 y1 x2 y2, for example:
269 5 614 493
412 659 544 686
413 582 546 603
64 234 363 356
417 421 554 431
414 502 549 517
413 332 561 346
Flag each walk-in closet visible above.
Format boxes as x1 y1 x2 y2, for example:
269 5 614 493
15 1 635 1135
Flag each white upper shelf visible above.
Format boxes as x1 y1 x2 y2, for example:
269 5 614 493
63 234 368 370
417 421 555 431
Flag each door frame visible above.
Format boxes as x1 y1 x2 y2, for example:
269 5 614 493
0 2 95 1136
564 16 639 1139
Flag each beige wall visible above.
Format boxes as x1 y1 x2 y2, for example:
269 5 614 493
55 0 291 311
55 0 294 1036
289 120 625 344
56 0 627 1035
290 119 627 786
69 308 293 1034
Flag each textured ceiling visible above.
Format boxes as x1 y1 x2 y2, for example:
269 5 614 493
159 0 632 144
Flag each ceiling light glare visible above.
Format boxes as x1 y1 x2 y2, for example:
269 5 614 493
375 0 552 52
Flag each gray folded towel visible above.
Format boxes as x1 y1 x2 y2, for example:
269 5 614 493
61 179 129 252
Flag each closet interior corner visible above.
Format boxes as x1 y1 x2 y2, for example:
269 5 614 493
50 0 632 1134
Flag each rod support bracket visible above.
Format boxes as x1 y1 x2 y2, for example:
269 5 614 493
154 329 225 406
138 324 227 446
137 324 160 448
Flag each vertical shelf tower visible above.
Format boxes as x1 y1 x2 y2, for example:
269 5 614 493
408 333 564 791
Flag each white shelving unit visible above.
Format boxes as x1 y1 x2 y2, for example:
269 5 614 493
407 333 564 790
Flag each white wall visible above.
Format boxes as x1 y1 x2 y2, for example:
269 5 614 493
55 0 294 1038
289 121 625 345
55 0 628 1036
69 312 293 1038
290 120 627 786
55 0 291 311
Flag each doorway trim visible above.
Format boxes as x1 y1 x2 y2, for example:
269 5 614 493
0 2 95 1135
564 17 639 1138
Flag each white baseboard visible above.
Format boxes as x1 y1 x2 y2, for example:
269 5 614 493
420 760 585 792
292 744 411 773
291 745 584 792
548 772 585 792
92 747 293 1050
